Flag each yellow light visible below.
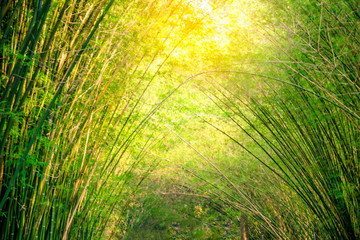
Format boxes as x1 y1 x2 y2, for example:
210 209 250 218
196 0 213 12
158 0 252 68
187 0 213 13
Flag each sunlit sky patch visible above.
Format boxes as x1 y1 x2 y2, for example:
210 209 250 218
169 0 250 60
189 0 213 13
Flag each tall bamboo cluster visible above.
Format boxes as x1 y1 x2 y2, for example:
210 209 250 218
202 0 359 238
0 0 220 238
0 0 117 238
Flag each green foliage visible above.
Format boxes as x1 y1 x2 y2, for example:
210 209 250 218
197 0 360 239
1 0 358 239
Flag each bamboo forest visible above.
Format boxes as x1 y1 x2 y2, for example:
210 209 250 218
0 0 359 239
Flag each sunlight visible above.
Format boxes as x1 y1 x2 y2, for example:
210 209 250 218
165 0 251 63
191 0 213 13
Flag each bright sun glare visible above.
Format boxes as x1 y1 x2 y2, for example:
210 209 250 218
163 0 251 61
193 0 213 12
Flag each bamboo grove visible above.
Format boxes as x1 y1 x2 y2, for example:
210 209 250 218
195 0 359 238
0 0 359 239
